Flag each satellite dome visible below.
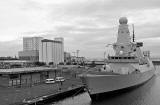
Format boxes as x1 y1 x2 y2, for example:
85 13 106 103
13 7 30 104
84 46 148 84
119 17 128 24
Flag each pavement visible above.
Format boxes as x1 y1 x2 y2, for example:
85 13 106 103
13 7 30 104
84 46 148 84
0 70 83 105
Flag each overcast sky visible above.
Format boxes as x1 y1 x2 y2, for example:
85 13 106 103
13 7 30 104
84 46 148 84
0 0 160 58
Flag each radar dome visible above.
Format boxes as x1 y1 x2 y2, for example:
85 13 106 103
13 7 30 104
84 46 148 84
119 17 128 24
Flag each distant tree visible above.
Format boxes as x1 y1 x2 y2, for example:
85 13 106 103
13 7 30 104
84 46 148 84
79 62 85 66
66 62 71 65
59 62 64 65
49 62 54 65
73 62 77 65
34 62 46 66
90 61 96 67
10 64 22 68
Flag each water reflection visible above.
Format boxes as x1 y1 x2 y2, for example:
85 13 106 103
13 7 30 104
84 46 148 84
92 76 156 105
50 66 160 105
51 92 91 105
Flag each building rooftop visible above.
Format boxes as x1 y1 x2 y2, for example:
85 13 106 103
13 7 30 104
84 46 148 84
0 67 57 74
42 39 62 43
0 60 29 63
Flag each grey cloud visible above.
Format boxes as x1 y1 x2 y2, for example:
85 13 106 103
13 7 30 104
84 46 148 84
133 23 160 39
20 0 45 10
47 0 160 20
1 0 160 58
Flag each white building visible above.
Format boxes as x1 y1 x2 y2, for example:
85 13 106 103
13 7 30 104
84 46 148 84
39 38 64 65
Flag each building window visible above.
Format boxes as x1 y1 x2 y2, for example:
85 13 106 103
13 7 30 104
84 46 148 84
10 74 18 79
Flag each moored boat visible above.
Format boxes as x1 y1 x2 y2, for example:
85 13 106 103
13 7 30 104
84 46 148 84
79 17 155 99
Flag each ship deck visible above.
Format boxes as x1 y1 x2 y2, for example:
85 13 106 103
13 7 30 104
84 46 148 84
84 72 119 77
82 67 120 76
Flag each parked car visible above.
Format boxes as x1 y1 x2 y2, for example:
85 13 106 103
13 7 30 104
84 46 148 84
55 77 65 82
45 79 55 84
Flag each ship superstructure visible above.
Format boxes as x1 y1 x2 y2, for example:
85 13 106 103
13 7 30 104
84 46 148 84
79 17 155 98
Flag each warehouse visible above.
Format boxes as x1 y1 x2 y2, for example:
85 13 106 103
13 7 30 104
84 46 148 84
0 67 60 87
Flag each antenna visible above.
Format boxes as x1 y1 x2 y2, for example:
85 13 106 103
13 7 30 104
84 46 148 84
132 24 135 42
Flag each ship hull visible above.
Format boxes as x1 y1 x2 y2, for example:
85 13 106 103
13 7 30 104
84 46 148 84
82 69 155 98
90 75 155 101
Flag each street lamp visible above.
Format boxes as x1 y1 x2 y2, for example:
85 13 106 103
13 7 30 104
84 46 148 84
76 50 80 65
104 51 106 60
76 50 80 57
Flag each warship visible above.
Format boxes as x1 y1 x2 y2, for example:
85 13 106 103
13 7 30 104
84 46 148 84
80 17 155 99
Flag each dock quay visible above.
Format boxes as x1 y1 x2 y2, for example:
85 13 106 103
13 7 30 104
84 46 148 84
21 85 85 105
0 66 86 105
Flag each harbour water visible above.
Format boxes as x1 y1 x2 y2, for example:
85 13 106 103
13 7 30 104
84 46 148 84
47 65 160 105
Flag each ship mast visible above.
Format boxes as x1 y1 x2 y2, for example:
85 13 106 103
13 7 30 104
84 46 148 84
132 24 135 42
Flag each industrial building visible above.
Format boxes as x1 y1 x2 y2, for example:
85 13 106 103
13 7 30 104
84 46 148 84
64 52 71 64
23 37 43 51
39 38 64 65
18 50 39 61
0 67 58 87
18 37 43 62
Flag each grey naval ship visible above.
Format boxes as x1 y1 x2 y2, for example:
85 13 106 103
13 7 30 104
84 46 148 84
80 17 155 99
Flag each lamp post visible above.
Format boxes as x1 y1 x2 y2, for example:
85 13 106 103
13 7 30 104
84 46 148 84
76 50 80 65
104 51 106 60
76 50 80 57
72 52 76 64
